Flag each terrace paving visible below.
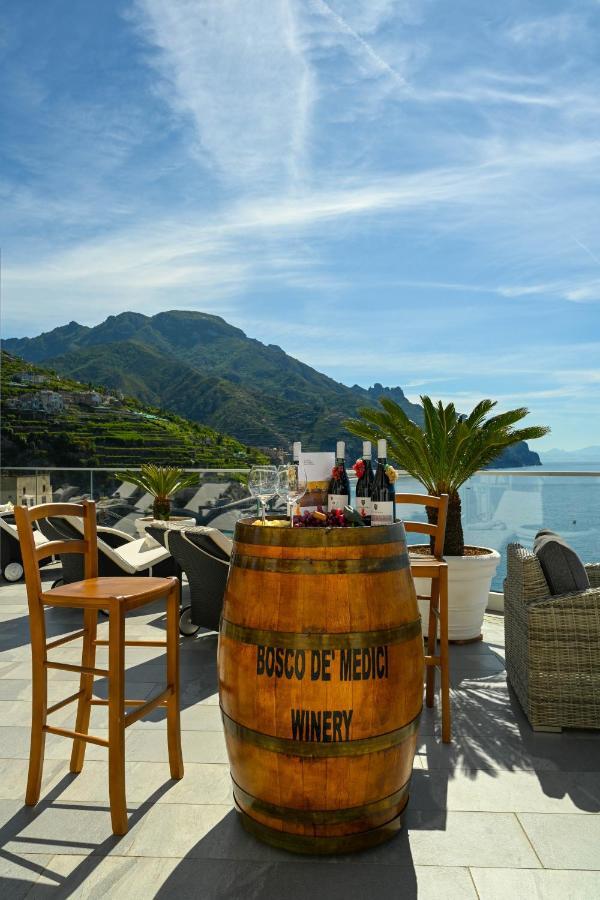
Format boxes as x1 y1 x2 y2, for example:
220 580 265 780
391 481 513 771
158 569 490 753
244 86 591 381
0 565 599 899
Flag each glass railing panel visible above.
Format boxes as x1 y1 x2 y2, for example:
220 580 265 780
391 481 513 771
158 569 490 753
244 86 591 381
2 467 599 591
93 469 259 537
461 472 600 590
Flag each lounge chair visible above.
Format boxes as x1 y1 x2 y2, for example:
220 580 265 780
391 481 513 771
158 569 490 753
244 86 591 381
36 516 177 585
145 524 231 635
1 512 51 582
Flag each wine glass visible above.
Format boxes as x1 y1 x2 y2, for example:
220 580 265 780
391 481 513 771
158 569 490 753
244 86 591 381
278 463 308 526
247 466 279 524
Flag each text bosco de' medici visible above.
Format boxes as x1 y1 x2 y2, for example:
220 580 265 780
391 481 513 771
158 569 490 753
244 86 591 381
255 645 390 743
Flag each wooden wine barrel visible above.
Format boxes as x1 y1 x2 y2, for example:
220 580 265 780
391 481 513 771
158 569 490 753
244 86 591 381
218 518 423 854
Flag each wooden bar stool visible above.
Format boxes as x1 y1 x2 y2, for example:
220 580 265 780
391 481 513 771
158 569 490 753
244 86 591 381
395 493 451 743
15 500 184 834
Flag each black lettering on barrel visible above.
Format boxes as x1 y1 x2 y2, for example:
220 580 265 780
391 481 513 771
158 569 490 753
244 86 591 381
256 645 265 675
332 710 343 741
291 708 307 740
340 649 351 680
295 649 306 680
265 646 275 677
290 708 354 742
284 649 294 679
275 647 284 678
310 650 321 681
361 647 371 680
310 710 321 742
342 708 353 741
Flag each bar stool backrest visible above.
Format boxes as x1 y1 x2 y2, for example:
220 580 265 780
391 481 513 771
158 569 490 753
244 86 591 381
394 493 449 559
15 501 99 618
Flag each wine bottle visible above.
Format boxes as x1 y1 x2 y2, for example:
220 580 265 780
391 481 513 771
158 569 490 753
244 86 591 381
370 439 396 526
327 441 350 512
355 440 374 524
289 441 302 520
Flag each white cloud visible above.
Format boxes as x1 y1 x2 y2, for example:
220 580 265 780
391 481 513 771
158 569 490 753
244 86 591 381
506 14 582 46
131 0 315 188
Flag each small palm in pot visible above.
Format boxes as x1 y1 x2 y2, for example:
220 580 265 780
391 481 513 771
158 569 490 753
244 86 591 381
116 464 198 521
345 397 549 555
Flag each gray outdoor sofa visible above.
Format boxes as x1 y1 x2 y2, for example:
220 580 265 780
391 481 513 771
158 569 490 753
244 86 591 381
504 542 600 731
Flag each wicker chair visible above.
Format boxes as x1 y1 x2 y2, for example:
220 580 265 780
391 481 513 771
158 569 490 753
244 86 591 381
504 543 600 731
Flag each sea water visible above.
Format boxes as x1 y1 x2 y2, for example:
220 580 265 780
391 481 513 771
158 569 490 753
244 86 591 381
390 462 600 590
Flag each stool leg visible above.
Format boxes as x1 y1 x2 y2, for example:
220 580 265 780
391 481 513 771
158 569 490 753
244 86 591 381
70 608 98 773
426 580 439 708
108 605 127 835
439 568 451 743
166 584 184 780
26 615 47 805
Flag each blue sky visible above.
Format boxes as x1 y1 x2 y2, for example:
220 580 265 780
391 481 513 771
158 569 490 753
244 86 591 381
1 0 600 449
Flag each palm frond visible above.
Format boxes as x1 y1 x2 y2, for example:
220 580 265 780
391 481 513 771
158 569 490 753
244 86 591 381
345 395 549 499
116 464 198 499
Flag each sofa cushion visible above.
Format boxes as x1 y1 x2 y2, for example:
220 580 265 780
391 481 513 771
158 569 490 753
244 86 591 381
533 530 590 595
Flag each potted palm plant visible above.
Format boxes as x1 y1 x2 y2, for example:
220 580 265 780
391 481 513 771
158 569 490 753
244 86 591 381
116 464 198 521
345 397 549 640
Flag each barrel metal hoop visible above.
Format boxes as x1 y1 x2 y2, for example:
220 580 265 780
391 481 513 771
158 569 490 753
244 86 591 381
235 802 403 854
235 518 407 547
220 617 422 650
231 551 410 575
232 777 410 825
220 708 421 758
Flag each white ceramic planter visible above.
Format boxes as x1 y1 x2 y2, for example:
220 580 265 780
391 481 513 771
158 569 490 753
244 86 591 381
414 548 501 642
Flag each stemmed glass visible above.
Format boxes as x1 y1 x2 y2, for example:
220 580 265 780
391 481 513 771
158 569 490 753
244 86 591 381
278 463 308 526
247 466 279 524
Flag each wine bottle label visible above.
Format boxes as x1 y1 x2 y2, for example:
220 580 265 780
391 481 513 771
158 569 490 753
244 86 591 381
355 496 372 520
328 494 349 512
370 501 394 526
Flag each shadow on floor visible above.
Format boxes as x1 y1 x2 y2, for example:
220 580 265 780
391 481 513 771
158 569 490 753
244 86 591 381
0 775 176 898
0 571 219 712
416 655 600 820
153 811 419 900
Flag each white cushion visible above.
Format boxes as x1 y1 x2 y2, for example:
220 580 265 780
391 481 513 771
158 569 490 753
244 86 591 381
105 536 170 574
141 533 163 551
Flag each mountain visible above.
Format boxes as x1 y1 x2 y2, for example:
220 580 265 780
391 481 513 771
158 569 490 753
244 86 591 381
0 351 266 468
2 310 540 466
538 447 600 463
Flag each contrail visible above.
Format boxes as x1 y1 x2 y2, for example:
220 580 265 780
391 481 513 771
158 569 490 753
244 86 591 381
573 237 600 267
312 0 407 87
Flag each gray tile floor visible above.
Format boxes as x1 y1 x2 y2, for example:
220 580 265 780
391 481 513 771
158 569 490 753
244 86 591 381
1 566 599 899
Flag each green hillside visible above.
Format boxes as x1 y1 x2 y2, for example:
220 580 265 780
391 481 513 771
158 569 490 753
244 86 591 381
1 311 425 457
0 352 267 468
2 310 541 466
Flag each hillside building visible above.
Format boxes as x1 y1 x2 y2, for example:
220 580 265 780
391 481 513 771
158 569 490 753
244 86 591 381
14 373 46 385
11 391 65 413
0 473 53 507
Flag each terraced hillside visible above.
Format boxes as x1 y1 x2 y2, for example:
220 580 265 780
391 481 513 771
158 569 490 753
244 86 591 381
1 352 266 468
3 310 541 466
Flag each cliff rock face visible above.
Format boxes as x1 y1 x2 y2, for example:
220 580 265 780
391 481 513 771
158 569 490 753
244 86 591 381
3 310 539 466
493 443 541 468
